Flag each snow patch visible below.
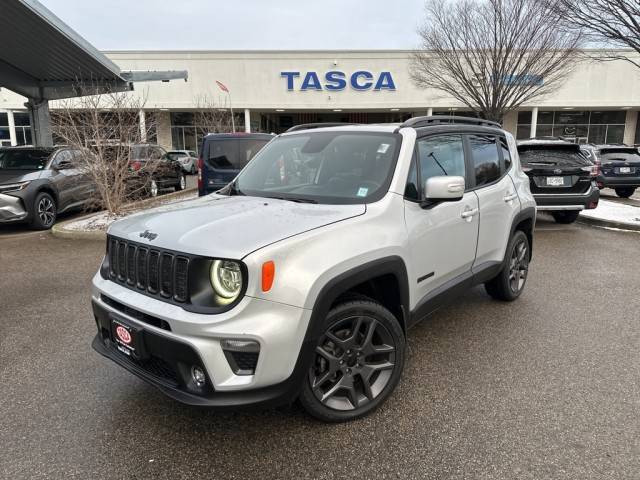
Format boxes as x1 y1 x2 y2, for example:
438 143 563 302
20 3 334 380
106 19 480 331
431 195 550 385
580 199 640 225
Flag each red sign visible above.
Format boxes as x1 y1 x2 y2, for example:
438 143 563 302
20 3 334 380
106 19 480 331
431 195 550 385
116 325 132 345
215 80 229 93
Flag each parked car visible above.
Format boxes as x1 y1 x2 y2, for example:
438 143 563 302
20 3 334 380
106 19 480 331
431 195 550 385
167 150 198 174
197 133 274 196
0 146 96 229
121 144 187 197
585 144 640 198
91 117 535 422
517 139 599 224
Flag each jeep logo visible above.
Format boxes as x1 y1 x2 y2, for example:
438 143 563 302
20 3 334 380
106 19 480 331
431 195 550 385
139 230 158 241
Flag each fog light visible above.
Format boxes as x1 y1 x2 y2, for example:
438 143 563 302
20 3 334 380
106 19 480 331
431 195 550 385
191 366 206 387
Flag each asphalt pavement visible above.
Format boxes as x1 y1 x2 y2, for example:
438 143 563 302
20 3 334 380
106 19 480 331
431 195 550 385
1 216 639 479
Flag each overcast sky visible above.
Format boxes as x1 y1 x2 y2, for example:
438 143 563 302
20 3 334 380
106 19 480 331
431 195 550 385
40 0 426 50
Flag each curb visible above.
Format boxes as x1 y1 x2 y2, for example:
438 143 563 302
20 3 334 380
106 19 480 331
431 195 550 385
51 187 197 241
577 214 640 232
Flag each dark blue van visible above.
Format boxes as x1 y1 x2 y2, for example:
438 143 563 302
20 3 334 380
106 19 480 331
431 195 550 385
197 133 274 196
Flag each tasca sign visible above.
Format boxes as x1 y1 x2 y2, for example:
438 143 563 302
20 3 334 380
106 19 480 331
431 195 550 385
281 71 396 91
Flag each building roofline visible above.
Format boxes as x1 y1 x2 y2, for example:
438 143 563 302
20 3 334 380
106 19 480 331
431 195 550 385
102 48 640 55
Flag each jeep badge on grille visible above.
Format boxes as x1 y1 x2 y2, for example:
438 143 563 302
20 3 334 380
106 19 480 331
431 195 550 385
139 230 158 241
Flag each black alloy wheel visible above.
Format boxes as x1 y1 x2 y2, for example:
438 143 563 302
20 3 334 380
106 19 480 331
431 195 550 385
30 192 57 230
299 298 405 422
485 230 530 301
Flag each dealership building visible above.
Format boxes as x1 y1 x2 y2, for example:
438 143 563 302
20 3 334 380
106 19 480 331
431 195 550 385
2 49 640 152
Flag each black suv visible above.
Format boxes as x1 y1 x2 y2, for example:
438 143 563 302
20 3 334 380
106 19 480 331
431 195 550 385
586 145 640 198
197 133 273 196
517 139 599 224
0 146 96 229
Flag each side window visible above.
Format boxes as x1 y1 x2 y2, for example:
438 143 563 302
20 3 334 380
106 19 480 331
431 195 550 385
469 135 500 187
500 137 512 171
417 135 465 191
404 151 419 201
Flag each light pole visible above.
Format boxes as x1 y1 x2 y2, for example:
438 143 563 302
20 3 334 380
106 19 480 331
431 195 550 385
216 80 235 133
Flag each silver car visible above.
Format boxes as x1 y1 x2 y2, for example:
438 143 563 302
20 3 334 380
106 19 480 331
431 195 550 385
90 117 536 422
167 150 198 174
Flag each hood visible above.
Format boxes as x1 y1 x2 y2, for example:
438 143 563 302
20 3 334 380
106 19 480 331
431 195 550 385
0 170 43 184
108 195 366 259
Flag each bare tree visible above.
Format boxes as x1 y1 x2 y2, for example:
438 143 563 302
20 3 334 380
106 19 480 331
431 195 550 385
556 0 640 68
51 85 158 215
193 94 238 138
410 0 584 122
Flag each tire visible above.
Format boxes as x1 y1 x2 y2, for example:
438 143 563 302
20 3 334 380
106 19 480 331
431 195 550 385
551 210 580 224
29 191 57 230
615 187 635 198
148 179 159 198
298 298 406 423
175 173 186 191
485 230 530 302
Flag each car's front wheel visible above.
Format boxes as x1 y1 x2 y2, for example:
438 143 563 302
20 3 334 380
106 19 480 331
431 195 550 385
551 210 580 224
29 191 57 230
299 298 405 422
485 230 530 302
615 187 636 198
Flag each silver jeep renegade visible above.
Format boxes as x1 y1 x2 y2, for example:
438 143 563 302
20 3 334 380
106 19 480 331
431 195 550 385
91 116 536 422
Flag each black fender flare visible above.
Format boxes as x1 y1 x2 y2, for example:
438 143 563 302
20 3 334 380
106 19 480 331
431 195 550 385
509 206 536 260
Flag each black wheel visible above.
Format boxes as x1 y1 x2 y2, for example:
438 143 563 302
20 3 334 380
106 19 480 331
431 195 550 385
551 210 580 224
30 192 57 230
175 173 186 191
299 298 405 422
485 230 530 302
615 187 635 198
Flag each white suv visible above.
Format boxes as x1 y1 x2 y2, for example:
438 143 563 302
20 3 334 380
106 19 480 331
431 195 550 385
91 117 536 422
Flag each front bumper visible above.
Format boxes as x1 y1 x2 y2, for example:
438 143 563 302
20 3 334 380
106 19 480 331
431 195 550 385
533 185 600 211
0 193 28 223
91 273 313 407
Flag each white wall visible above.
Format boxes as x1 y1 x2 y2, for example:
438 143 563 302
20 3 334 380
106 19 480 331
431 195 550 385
2 49 640 111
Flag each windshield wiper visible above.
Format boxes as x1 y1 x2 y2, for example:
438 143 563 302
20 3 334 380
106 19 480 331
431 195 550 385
266 195 318 204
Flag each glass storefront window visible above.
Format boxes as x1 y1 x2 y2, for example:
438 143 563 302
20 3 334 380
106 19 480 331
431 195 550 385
516 109 628 144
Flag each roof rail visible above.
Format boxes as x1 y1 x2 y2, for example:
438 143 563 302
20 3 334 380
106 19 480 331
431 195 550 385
286 122 360 133
398 115 502 130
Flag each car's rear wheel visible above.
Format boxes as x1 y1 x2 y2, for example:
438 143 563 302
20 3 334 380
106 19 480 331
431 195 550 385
615 187 636 198
299 298 405 422
148 179 159 198
30 192 57 230
175 173 186 191
551 210 580 224
485 230 530 302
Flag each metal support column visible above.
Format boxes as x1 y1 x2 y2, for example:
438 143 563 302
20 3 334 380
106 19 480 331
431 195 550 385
26 98 53 147
244 108 251 133
530 107 539 139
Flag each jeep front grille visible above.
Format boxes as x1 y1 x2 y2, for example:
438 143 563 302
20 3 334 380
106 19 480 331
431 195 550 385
107 237 190 303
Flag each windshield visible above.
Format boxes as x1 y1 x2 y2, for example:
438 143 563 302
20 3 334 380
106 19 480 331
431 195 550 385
207 138 270 170
234 132 400 204
518 147 591 167
0 149 52 170
598 148 640 163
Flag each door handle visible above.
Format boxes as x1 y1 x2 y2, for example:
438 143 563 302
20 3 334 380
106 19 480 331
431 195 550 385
461 207 479 221
504 192 518 202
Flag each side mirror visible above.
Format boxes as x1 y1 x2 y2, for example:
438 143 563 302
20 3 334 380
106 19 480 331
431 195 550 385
421 175 465 208
55 160 73 170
